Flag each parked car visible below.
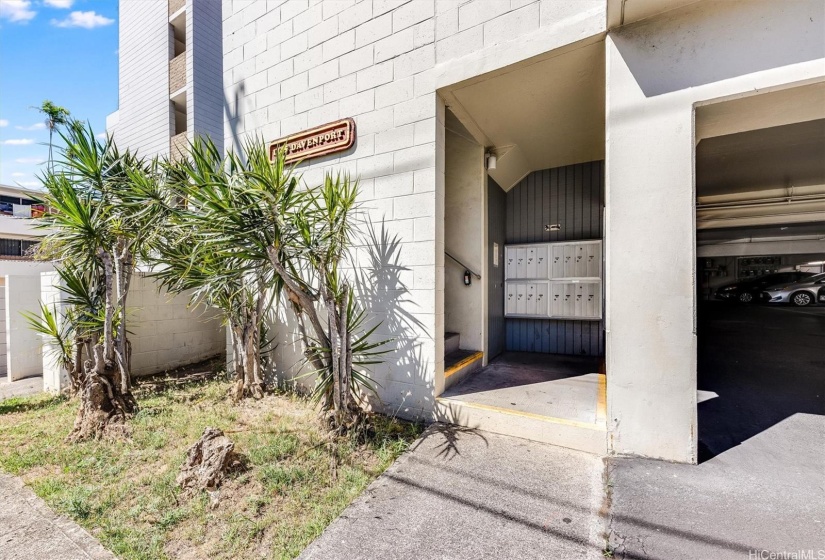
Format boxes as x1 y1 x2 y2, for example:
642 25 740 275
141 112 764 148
715 272 814 303
763 272 825 306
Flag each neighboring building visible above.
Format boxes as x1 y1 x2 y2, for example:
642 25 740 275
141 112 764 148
110 0 825 463
0 184 53 379
0 184 48 262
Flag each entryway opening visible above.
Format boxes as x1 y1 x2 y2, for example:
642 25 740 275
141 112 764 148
695 82 825 461
437 39 607 453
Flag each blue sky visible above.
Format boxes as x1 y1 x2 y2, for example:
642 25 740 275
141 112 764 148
0 0 118 189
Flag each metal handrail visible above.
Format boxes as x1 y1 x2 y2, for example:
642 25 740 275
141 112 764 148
445 251 481 279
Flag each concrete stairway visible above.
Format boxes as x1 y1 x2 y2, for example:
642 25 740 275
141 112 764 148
443 332 483 391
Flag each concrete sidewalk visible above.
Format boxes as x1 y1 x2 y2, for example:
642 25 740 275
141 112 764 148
300 424 609 560
301 419 824 560
606 413 825 560
0 473 115 560
0 376 42 402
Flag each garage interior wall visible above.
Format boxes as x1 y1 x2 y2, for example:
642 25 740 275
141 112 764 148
504 161 605 355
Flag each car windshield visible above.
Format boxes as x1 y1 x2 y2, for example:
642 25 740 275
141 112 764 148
808 272 825 283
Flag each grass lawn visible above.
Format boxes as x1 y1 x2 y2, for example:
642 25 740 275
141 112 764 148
0 372 422 559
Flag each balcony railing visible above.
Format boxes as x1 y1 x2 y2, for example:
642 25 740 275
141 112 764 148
169 0 185 16
169 52 186 93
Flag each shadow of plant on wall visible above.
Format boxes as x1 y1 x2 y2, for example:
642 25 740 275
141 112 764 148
352 219 431 420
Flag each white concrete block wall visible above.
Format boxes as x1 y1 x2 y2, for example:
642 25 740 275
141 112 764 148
127 273 226 377
0 279 6 377
40 271 69 392
36 272 225 391
220 0 605 420
118 0 172 158
5 275 42 381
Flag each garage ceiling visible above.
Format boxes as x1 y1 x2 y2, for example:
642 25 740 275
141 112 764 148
696 119 825 197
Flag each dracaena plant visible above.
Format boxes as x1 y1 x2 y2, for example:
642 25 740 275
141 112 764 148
165 136 388 432
35 122 165 441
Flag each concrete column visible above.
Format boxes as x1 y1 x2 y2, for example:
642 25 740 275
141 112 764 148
41 271 69 392
604 35 698 463
5 275 43 382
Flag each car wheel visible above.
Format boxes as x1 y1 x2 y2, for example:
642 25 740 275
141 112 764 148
791 291 813 307
738 292 754 303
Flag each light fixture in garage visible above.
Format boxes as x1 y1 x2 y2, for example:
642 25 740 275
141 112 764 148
545 224 561 232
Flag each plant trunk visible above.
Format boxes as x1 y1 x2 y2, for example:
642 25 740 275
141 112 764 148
229 317 264 401
69 338 85 396
68 248 137 441
67 342 136 441
114 247 133 394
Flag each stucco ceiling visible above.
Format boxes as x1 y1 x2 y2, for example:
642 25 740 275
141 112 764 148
442 40 605 190
696 119 825 196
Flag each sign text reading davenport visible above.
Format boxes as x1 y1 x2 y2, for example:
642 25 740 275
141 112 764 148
269 118 356 164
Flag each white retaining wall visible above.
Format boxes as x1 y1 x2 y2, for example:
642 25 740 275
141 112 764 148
38 272 226 392
128 273 226 377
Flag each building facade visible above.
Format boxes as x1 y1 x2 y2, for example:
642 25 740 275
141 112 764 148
110 0 825 463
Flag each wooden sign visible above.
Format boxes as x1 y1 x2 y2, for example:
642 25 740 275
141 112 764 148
269 118 356 163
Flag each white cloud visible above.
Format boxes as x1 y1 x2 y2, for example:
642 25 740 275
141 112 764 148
11 172 26 178
95 131 108 140
17 181 41 188
0 0 36 22
0 119 8 127
51 10 113 28
44 0 73 7
15 157 43 164
15 122 46 131
3 138 35 145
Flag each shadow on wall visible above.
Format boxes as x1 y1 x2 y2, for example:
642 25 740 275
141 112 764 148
353 220 431 420
225 80 246 158
612 0 825 98
256 219 432 420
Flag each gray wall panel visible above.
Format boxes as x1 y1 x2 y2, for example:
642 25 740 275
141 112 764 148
505 160 605 356
488 178 507 359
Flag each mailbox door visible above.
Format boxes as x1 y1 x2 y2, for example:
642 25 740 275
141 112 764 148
535 246 548 279
505 282 517 315
524 247 537 278
551 245 565 279
534 282 549 317
505 247 517 279
516 283 527 315
586 243 601 278
515 248 527 278
563 245 576 278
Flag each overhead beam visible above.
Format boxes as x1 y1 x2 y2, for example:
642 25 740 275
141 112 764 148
696 81 825 142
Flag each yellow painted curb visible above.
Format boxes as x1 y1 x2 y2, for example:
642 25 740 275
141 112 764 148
436 397 606 432
596 373 607 423
444 351 484 378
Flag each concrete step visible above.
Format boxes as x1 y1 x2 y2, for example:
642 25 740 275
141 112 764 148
445 332 460 355
444 350 483 391
434 397 607 455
